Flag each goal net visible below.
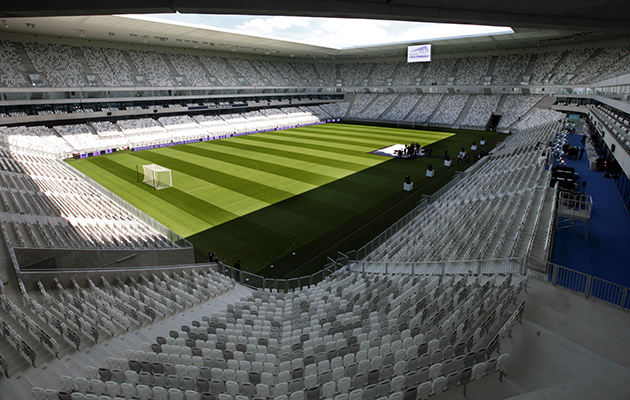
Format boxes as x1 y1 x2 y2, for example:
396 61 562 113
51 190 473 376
142 164 172 190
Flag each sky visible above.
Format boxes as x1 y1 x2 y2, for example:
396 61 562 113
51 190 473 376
135 14 513 49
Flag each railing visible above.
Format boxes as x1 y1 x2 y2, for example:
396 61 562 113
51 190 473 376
347 254 630 311
217 260 341 291
355 197 430 261
350 257 525 275
557 191 593 220
355 170 473 261
525 257 630 310
543 182 559 260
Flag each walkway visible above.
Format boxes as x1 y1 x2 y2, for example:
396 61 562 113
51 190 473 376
551 127 630 288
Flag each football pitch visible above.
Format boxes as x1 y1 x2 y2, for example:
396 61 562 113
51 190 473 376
67 123 503 277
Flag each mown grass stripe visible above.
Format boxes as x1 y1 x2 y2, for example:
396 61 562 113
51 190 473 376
132 148 363 227
230 133 378 165
70 156 218 236
273 128 396 149
243 134 379 162
186 139 368 180
296 124 452 144
172 144 341 186
209 138 372 172
170 145 378 206
155 146 316 196
130 151 296 205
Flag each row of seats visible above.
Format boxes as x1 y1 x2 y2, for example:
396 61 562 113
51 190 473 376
429 94 470 125
38 269 522 400
454 57 491 86
45 350 509 400
496 95 544 130
460 95 501 129
0 105 338 156
0 152 180 251
363 114 561 264
0 266 236 376
3 40 629 88
587 104 630 151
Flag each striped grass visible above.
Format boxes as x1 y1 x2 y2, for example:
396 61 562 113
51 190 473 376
67 123 499 274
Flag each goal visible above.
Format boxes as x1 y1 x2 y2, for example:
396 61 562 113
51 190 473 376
142 164 172 190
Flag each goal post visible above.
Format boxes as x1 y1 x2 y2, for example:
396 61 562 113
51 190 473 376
142 164 172 190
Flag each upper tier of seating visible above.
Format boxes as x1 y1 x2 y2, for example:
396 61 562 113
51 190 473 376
1 40 628 88
344 93 542 132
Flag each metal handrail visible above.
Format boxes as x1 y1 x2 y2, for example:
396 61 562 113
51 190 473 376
216 260 341 291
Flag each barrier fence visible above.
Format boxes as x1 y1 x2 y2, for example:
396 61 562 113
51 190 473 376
349 257 525 275
215 255 630 312
540 259 630 309
217 260 340 292
355 198 429 261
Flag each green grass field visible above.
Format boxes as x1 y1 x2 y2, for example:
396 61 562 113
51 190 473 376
67 123 503 277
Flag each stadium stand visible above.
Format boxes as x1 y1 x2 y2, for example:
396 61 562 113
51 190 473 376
22 42 86 88
529 51 564 84
390 62 423 86
429 94 470 126
197 56 241 86
1 17 630 400
351 94 398 120
380 94 422 122
339 63 374 86
496 95 544 131
460 95 501 130
406 94 444 124
420 59 456 86
0 40 27 87
549 48 596 84
6 265 527 400
454 57 491 86
369 62 398 86
492 54 531 85
128 50 175 87
168 53 214 87
0 40 629 91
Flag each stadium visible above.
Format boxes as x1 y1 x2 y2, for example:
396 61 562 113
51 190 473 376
0 1 629 399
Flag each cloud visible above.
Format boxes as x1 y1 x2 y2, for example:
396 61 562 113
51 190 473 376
292 18 393 48
397 23 513 43
237 18 275 36
235 16 312 38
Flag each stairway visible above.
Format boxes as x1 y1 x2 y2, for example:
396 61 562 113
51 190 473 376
379 94 404 120
160 54 180 78
12 43 38 75
495 94 509 114
425 94 447 126
528 187 556 261
486 56 498 77
0 283 252 397
403 94 424 121
452 94 477 129
73 47 93 75
505 94 554 131
342 92 357 118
